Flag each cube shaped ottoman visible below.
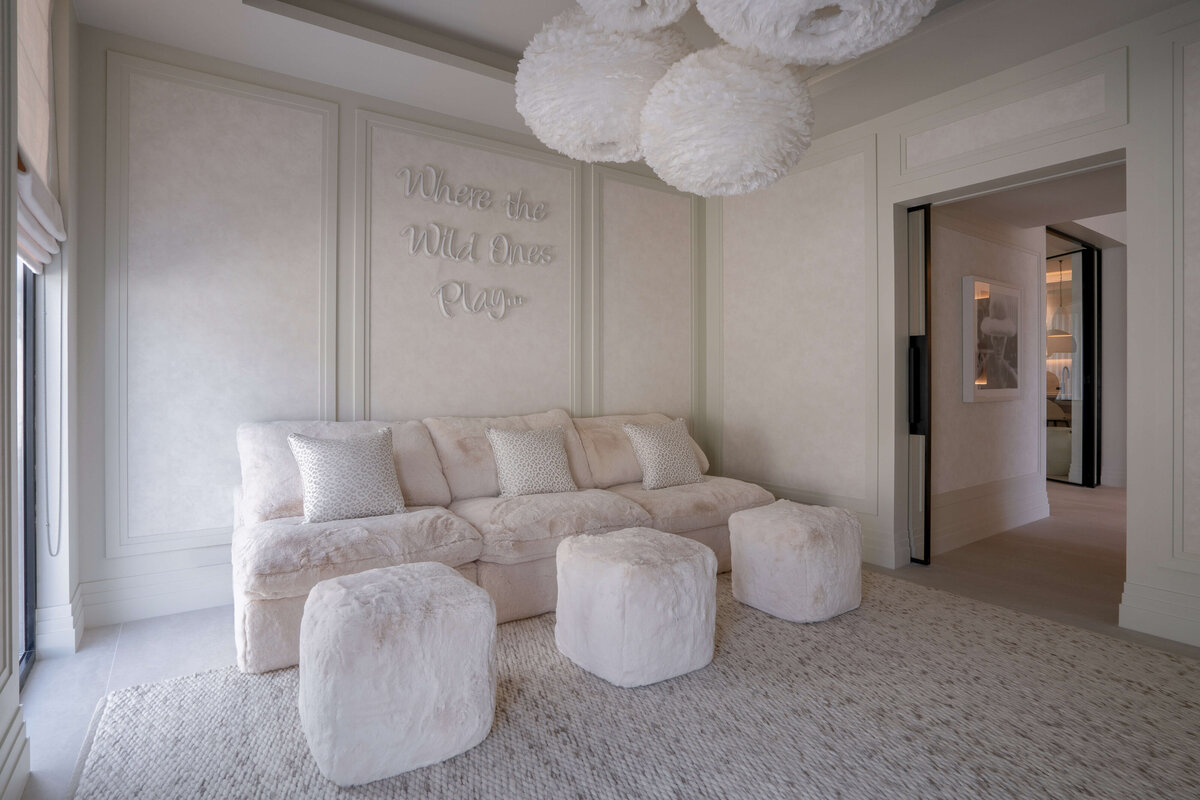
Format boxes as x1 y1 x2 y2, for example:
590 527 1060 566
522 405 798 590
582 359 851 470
299 562 496 787
729 499 862 623
555 527 716 688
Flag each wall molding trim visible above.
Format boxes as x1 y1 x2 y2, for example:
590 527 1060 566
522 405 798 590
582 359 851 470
103 51 339 558
897 48 1128 181
930 473 1050 556
80 563 234 628
588 165 700 422
34 586 85 656
0 688 29 800
354 108 583 421
1119 581 1200 647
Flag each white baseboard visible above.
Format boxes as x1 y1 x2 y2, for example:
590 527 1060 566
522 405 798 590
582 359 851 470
931 473 1050 556
859 515 900 569
1101 467 1127 488
35 585 85 655
1119 582 1200 647
0 681 29 800
80 563 233 628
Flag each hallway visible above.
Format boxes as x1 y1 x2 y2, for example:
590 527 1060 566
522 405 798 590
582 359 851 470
882 481 1200 660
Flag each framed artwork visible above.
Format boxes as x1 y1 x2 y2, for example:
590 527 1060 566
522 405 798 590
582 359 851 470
962 276 1020 402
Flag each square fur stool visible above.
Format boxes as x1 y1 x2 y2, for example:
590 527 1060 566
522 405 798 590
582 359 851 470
729 499 862 623
555 527 716 688
299 563 496 787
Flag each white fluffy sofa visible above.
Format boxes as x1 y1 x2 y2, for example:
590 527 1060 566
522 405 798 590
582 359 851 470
233 409 773 673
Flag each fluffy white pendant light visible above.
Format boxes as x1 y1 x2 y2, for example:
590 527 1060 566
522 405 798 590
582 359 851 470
640 46 813 196
695 0 937 66
515 9 693 163
578 0 692 32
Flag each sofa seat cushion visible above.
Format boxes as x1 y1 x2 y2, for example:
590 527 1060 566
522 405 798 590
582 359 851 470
450 489 651 565
608 476 775 534
233 507 482 600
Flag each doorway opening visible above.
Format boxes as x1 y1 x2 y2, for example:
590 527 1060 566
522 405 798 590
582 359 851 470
902 161 1127 635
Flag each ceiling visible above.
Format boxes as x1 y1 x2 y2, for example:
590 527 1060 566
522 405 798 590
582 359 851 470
325 0 968 66
943 164 1126 231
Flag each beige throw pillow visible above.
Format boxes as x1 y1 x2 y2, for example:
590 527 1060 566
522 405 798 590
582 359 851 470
623 418 704 490
485 426 579 497
287 429 406 523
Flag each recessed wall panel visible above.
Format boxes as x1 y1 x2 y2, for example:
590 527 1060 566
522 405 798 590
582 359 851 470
1183 42 1200 557
598 176 693 419
721 149 871 502
115 60 333 547
364 117 576 420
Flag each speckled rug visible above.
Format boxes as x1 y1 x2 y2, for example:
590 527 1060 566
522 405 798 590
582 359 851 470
72 572 1199 799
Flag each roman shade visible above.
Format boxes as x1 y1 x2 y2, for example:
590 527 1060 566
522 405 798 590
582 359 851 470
15 0 66 273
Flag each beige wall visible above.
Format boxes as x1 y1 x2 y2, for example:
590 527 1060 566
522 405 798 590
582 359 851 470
720 143 876 518
1101 245 1127 487
928 205 1048 554
74 27 701 625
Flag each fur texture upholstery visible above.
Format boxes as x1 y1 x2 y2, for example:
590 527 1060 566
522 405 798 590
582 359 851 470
729 499 862 623
609 476 774 534
450 489 651 565
641 46 813 196
556 528 716 687
577 0 692 32
696 0 937 66
574 413 709 488
515 9 692 163
299 564 496 786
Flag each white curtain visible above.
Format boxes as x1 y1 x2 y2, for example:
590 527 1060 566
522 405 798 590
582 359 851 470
15 0 64 274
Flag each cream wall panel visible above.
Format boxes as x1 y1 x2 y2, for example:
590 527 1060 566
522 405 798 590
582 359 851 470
361 113 578 420
929 208 1043 496
898 49 1127 180
107 55 336 556
721 142 876 508
596 172 693 419
1182 40 1200 557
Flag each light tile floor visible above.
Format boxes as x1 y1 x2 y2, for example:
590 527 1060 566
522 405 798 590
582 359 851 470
19 605 235 800
18 481 1200 798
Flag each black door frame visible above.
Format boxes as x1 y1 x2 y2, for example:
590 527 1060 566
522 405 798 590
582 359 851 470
1046 227 1101 488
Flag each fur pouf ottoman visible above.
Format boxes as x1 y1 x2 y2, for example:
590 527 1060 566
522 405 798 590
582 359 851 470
298 563 496 787
555 528 716 688
729 500 862 623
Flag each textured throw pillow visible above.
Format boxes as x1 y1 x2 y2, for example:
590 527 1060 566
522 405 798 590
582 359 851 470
623 418 704 490
287 429 406 523
485 426 579 498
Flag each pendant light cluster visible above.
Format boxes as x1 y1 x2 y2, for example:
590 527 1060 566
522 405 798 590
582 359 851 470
516 0 936 197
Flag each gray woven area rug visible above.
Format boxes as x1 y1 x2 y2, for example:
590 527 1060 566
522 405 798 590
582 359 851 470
73 573 1199 799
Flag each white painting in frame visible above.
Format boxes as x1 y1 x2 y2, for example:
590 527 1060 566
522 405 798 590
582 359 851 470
962 276 1020 402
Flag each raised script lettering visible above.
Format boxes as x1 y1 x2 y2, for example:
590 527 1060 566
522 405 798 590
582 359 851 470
396 165 492 211
490 233 554 266
432 281 526 321
401 223 479 263
505 189 547 222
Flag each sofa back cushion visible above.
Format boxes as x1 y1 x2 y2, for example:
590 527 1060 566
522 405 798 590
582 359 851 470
574 413 710 489
237 420 451 526
424 409 595 501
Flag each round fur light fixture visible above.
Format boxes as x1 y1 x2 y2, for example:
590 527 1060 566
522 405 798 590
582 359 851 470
515 10 693 163
577 0 692 32
640 46 813 196
695 0 937 66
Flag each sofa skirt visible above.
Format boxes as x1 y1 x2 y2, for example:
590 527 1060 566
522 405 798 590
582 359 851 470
234 526 731 674
236 562 479 673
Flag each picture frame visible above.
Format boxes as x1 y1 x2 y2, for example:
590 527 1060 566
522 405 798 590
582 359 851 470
962 276 1020 402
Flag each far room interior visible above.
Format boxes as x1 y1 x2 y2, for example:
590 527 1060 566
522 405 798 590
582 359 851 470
3 1 1200 799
